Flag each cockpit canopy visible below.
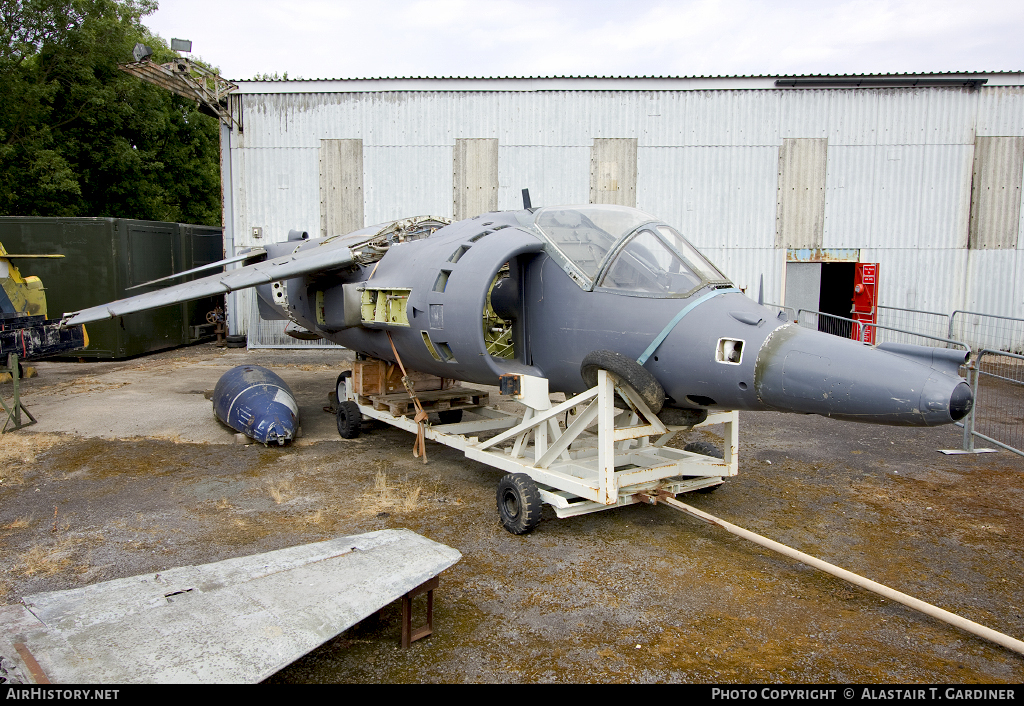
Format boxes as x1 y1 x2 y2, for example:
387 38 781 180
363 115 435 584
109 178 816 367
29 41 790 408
532 205 731 297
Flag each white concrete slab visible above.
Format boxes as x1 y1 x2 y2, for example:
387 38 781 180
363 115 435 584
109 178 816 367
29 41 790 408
21 356 343 444
2 530 461 684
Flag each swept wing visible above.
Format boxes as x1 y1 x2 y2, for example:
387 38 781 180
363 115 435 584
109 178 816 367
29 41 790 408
62 240 354 327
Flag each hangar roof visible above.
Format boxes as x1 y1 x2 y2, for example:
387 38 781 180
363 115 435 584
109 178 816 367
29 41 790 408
233 71 1024 93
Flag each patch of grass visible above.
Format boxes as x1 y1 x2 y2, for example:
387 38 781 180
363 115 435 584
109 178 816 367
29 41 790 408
0 433 64 484
2 517 31 531
17 538 81 577
360 471 423 515
268 480 294 504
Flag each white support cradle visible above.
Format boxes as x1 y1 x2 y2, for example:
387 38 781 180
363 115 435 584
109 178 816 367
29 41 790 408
343 370 738 520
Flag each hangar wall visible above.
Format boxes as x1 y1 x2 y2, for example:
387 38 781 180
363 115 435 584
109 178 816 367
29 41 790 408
220 76 1024 336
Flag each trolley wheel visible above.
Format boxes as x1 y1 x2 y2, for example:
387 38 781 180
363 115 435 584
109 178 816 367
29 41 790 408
496 473 542 535
225 334 246 348
336 370 352 403
580 350 665 415
336 400 362 439
683 441 724 494
437 409 463 425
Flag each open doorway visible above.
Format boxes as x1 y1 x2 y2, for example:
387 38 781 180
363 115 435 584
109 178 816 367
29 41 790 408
785 254 861 339
817 262 856 337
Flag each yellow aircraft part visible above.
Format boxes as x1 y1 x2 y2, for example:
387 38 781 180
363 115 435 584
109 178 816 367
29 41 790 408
1 255 48 318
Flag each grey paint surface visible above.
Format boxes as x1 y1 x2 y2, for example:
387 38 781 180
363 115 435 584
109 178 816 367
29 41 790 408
453 138 498 220
4 530 460 684
969 136 1024 250
63 205 974 427
776 138 828 249
320 139 364 237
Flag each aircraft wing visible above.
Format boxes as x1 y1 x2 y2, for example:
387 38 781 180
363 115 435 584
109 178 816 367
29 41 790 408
61 240 355 327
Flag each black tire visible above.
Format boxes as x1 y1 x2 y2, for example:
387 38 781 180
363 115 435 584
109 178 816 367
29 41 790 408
337 400 362 439
580 350 665 415
336 370 352 403
496 473 542 535
225 334 246 348
437 409 463 425
683 441 723 458
657 407 708 427
683 441 724 493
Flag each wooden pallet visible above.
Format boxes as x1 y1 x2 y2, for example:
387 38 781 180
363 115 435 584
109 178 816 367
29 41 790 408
361 387 490 417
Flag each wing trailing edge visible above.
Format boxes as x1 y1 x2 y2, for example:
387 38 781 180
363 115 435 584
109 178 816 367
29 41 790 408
62 240 354 327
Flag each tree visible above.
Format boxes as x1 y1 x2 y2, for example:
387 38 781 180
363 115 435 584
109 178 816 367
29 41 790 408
0 0 221 225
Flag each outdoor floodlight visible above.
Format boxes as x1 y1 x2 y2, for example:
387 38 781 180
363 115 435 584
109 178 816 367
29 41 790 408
132 43 153 62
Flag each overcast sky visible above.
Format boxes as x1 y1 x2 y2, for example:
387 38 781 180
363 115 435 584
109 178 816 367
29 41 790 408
145 0 1023 81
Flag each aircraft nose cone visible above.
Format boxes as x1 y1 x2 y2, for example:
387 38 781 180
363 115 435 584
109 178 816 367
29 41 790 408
949 382 973 421
753 325 974 426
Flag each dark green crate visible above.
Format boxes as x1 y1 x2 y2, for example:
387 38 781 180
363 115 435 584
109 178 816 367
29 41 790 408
0 217 223 359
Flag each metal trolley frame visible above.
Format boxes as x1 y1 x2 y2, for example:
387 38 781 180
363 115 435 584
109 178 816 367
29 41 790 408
340 367 738 525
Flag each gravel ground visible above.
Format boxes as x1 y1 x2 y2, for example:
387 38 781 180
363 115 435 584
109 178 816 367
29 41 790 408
1 342 1022 683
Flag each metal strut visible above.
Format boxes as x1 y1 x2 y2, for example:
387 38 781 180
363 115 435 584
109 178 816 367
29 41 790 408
2 353 37 433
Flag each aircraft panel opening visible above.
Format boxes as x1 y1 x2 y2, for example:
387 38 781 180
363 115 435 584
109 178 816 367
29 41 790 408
433 270 451 293
686 395 717 406
435 341 457 363
716 338 744 365
448 245 470 263
421 331 441 361
484 269 515 361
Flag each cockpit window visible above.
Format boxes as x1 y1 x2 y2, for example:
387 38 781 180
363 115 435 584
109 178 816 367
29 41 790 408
600 230 700 294
598 226 731 296
534 205 657 278
654 225 728 283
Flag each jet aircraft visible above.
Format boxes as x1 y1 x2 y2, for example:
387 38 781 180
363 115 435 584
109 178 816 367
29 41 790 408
62 204 973 428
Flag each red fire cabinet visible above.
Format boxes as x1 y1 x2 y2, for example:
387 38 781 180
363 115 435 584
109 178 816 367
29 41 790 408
852 263 878 343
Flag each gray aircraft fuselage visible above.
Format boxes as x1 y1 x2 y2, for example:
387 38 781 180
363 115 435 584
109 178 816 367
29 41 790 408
254 205 972 427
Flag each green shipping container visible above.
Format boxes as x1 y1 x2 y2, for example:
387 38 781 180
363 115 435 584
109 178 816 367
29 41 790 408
0 217 223 359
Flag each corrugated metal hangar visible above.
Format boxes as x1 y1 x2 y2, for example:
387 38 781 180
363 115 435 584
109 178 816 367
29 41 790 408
216 73 1024 339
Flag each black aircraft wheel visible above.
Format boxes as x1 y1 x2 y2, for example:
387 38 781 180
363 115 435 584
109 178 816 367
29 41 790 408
336 370 352 404
683 441 724 493
336 400 362 439
496 473 542 535
225 334 246 348
580 350 665 415
437 409 463 425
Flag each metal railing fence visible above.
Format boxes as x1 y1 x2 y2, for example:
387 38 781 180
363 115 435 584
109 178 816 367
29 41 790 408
949 311 1024 356
797 309 860 339
763 302 797 322
858 322 968 353
961 350 1024 457
875 306 950 344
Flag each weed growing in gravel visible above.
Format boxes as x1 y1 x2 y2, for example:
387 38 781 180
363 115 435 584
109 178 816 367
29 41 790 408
0 433 64 485
361 471 422 515
17 538 80 577
268 479 294 504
